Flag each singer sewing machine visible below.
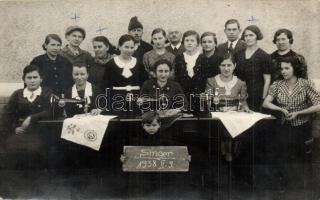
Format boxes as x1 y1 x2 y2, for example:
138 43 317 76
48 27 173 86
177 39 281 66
110 85 141 116
200 88 248 112
50 94 89 119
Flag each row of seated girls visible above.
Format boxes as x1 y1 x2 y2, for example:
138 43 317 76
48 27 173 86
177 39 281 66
1 17 320 190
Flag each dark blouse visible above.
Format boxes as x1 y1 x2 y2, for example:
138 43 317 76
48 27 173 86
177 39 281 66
174 53 205 96
270 49 308 83
140 79 187 110
133 40 153 63
1 87 52 136
101 58 147 90
196 52 223 83
235 48 272 111
88 61 108 86
30 54 73 96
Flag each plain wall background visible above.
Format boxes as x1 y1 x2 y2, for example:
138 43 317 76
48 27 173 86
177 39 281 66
0 0 319 84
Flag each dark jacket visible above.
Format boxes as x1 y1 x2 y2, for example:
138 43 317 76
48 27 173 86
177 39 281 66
217 40 247 58
1 87 52 137
30 54 73 96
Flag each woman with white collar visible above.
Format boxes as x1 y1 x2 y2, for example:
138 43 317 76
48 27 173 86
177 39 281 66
64 63 102 117
101 34 148 114
206 53 250 161
175 30 202 98
206 53 250 112
2 65 52 168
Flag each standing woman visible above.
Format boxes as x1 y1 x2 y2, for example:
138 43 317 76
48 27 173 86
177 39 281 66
174 30 201 111
31 34 73 96
143 28 175 78
196 32 223 90
263 56 320 188
88 36 117 86
270 28 308 83
101 34 148 113
2 65 52 168
236 25 272 112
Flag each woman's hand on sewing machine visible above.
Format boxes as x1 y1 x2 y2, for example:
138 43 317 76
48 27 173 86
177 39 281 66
90 109 102 116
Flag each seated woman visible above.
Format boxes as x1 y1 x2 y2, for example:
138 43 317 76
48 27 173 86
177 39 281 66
100 34 148 115
262 56 320 188
62 63 102 117
205 53 250 162
206 53 250 112
30 34 73 96
88 36 117 86
138 59 187 112
2 65 52 169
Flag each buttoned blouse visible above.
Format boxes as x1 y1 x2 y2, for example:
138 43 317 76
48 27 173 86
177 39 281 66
268 78 320 126
30 54 73 96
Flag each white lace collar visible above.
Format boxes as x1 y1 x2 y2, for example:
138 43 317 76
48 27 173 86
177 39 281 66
214 75 238 95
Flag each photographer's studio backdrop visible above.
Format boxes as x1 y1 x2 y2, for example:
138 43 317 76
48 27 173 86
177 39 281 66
0 0 319 99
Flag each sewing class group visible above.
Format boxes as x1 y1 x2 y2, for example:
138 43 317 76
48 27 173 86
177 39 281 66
2 16 320 167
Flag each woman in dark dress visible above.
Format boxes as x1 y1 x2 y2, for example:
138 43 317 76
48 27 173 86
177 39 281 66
197 32 222 81
30 34 73 96
235 25 272 112
2 65 52 168
100 34 148 114
88 36 117 86
270 28 308 83
174 30 202 112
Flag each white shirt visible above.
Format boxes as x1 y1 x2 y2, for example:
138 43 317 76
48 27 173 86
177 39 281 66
23 87 42 103
171 42 182 50
227 39 240 49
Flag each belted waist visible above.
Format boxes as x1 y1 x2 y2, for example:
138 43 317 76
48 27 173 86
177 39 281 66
112 85 140 91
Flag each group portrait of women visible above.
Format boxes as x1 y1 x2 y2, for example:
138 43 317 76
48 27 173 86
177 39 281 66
1 16 319 191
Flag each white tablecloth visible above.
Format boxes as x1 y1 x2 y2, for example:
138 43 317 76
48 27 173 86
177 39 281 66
211 111 271 138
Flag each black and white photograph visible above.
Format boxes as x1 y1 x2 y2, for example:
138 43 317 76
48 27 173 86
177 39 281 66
0 0 319 199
